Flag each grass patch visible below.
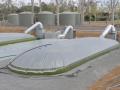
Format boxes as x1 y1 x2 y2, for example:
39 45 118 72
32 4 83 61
0 37 36 46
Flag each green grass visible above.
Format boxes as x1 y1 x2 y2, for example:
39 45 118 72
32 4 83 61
0 37 36 46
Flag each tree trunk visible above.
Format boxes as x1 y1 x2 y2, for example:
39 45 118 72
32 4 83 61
80 0 85 25
56 0 60 26
111 8 115 25
88 0 91 24
111 0 118 25
31 0 34 24
111 0 114 25
39 0 42 12
31 0 34 13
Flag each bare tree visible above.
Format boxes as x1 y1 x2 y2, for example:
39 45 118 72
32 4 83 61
79 0 86 25
19 1 25 8
55 0 60 26
99 0 119 24
3 0 12 13
7 0 12 13
106 0 119 24
111 0 119 24
31 0 34 13
0 0 12 21
0 3 6 21
39 0 42 12
87 0 97 23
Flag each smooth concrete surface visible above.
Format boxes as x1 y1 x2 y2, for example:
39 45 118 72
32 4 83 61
0 33 34 42
0 47 120 90
9 37 119 73
0 39 66 68
0 39 65 58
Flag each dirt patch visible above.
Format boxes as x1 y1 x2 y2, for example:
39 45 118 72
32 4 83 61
76 31 102 37
76 31 120 41
0 26 37 35
1 25 120 40
90 65 120 90
0 26 26 33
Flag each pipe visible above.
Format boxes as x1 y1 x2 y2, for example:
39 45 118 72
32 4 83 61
25 22 43 34
58 26 73 39
100 24 117 40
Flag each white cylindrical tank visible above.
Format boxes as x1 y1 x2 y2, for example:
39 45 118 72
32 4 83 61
75 13 81 26
37 11 55 26
8 14 19 26
59 12 81 26
59 12 76 26
19 12 34 27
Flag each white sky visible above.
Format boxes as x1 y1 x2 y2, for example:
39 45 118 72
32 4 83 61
0 0 107 4
14 0 52 4
0 0 109 7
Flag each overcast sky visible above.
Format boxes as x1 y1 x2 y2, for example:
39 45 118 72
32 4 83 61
14 0 53 4
0 0 109 7
14 0 106 4
0 0 107 4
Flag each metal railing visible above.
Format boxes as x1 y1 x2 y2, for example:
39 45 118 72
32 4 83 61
100 25 117 40
58 25 74 39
